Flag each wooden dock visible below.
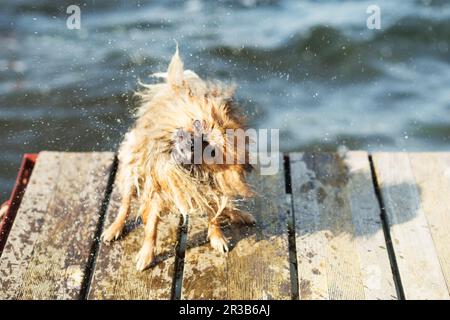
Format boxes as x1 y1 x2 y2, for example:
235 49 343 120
0 151 449 300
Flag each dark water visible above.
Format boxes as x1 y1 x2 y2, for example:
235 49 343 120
0 0 449 201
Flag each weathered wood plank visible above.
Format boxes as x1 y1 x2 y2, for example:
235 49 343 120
414 153 450 293
181 155 292 299
88 177 181 299
0 151 114 299
289 152 329 300
345 152 398 299
290 152 397 300
0 152 62 297
372 152 450 299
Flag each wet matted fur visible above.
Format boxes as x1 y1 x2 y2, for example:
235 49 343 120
101 48 255 271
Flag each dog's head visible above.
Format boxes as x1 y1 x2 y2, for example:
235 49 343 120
136 47 254 200
154 48 249 173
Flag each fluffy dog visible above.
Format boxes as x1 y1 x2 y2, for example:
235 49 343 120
101 47 255 271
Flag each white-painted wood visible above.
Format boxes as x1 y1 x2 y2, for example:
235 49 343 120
408 153 450 296
372 152 449 300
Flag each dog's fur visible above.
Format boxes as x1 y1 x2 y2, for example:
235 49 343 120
101 48 255 271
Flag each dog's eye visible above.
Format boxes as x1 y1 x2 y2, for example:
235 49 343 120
176 128 186 142
193 119 202 133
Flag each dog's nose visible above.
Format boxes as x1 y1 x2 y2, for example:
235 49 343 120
202 139 216 157
202 140 210 151
191 137 216 159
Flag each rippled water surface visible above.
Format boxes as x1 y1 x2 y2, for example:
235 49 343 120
1 0 449 200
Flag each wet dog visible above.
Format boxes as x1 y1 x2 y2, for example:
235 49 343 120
101 47 255 271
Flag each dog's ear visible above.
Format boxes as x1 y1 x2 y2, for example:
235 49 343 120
167 45 184 88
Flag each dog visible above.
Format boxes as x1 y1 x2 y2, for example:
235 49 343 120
101 47 255 271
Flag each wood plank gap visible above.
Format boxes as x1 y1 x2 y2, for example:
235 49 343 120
79 155 118 300
283 154 292 194
368 154 405 300
171 216 188 300
284 154 299 300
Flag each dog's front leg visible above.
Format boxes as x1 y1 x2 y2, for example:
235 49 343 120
207 196 229 253
135 194 161 271
102 180 133 242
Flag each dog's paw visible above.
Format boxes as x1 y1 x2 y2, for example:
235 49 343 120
101 222 124 243
210 234 229 253
208 225 229 254
135 243 155 272
239 211 256 225
226 210 256 225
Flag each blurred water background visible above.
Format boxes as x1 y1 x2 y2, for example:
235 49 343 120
1 0 449 201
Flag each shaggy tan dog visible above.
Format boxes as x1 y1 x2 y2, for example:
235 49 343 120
101 48 255 271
